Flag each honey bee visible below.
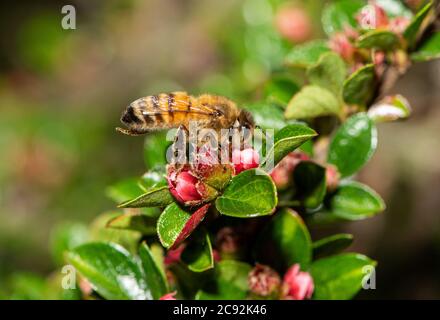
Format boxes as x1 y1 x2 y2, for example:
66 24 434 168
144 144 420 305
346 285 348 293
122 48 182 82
116 92 254 136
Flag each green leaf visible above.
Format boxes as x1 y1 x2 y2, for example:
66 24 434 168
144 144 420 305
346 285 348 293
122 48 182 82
343 64 376 105
262 124 317 168
50 222 89 266
144 131 170 169
215 169 277 218
404 1 433 48
254 209 312 271
311 253 376 300
106 178 145 203
181 228 214 272
157 203 210 249
356 30 400 50
89 212 141 254
138 168 167 192
66 242 151 300
328 181 385 220
139 242 168 300
263 74 300 107
328 113 377 177
285 86 341 120
244 102 287 131
321 0 365 35
313 234 354 259
368 94 411 123
196 260 251 300
285 40 330 68
307 52 347 95
411 32 440 62
106 211 157 235
293 161 327 209
118 186 174 208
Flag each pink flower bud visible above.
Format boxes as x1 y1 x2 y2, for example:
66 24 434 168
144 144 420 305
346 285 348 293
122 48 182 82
215 227 241 255
275 6 313 43
326 164 340 192
389 17 410 34
281 264 314 300
232 148 260 175
329 33 356 62
248 264 282 298
270 152 309 189
167 169 203 204
356 2 389 30
159 291 177 300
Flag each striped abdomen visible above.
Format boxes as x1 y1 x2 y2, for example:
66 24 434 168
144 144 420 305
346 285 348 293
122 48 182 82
119 92 238 135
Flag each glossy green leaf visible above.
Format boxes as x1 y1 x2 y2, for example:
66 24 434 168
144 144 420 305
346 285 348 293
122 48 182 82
368 94 411 123
215 169 277 218
106 211 157 235
343 64 376 105
181 229 214 272
285 40 330 68
243 102 287 131
139 242 168 300
138 168 167 192
328 113 377 177
118 186 174 208
254 209 312 271
157 203 209 249
311 253 377 300
321 0 365 35
307 52 347 95
285 86 341 120
404 1 433 48
144 131 170 169
263 75 300 107
106 178 145 203
262 124 317 168
50 222 89 266
196 260 251 300
293 161 327 209
411 32 440 62
328 181 385 220
66 242 151 300
313 234 354 259
356 30 400 50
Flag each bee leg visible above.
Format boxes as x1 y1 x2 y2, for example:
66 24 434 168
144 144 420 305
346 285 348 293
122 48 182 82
171 125 189 165
116 127 146 136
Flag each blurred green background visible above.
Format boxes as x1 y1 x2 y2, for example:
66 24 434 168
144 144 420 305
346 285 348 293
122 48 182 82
0 0 439 299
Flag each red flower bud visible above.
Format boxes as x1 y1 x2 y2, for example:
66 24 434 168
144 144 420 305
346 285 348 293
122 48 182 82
270 152 309 189
232 148 260 175
281 264 314 300
248 264 282 298
159 291 177 300
166 164 222 206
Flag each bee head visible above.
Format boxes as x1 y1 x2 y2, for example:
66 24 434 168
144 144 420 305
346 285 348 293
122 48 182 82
237 109 255 129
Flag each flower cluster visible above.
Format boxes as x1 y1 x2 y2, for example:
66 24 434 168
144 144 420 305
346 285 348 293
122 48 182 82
248 263 314 300
167 148 260 206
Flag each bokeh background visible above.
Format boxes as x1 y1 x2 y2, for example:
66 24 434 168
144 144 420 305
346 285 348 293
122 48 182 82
0 0 439 299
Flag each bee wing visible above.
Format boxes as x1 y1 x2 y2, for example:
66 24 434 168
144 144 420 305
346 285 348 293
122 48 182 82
141 96 216 116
